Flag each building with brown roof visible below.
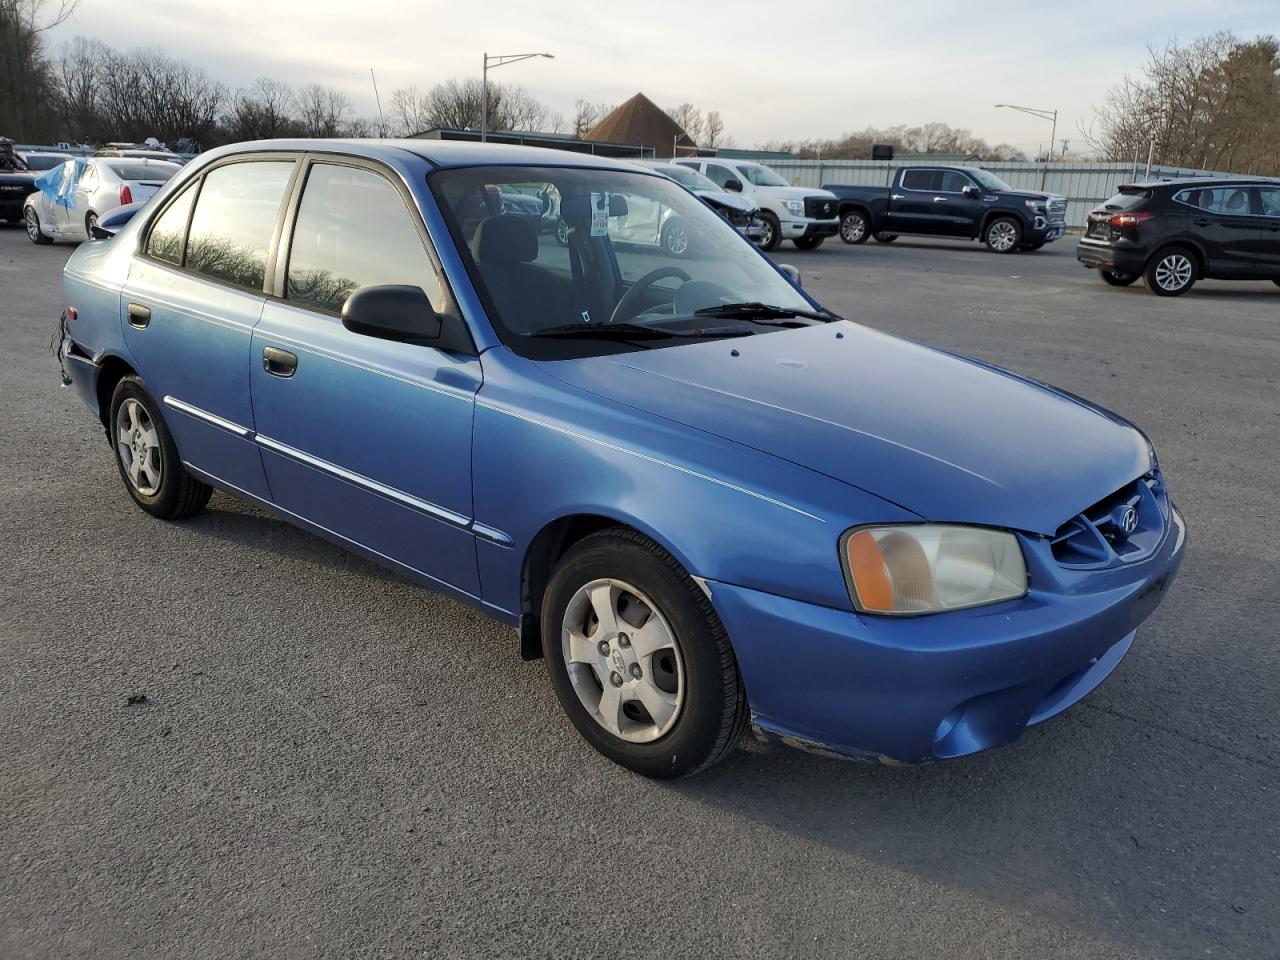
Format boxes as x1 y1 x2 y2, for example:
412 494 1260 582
583 93 698 157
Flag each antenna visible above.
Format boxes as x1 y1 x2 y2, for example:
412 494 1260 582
370 68 386 137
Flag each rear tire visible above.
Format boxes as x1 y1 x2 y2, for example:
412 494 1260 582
1100 269 1139 287
85 210 99 239
660 217 689 257
1145 247 1197 297
542 528 748 779
983 217 1021 253
792 235 823 250
756 211 781 251
839 209 870 244
109 376 213 520
25 206 51 245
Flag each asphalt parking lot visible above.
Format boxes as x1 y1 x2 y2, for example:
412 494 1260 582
2 224 1277 959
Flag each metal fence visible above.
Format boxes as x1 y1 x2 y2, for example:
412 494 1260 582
763 159 1240 229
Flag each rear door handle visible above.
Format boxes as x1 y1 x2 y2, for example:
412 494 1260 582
933 196 947 202
1194 218 1210 226
891 194 905 200
263 346 298 378
126 303 150 328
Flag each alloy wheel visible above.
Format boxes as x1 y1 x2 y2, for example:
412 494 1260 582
757 219 774 248
25 208 39 242
561 578 685 743
115 398 163 495
988 220 1018 252
1154 254 1194 292
840 212 866 243
665 223 689 256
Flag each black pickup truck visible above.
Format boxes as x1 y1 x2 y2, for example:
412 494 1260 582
824 165 1067 253
0 138 36 224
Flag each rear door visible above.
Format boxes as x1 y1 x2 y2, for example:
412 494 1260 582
1253 185 1280 278
121 155 299 500
1179 185 1263 277
250 156 482 595
887 168 943 233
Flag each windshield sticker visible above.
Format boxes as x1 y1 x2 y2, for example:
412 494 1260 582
590 193 609 237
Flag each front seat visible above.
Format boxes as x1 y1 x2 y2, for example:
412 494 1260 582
470 215 571 334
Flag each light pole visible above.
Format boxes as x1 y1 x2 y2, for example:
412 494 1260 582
995 103 1058 188
481 51 554 142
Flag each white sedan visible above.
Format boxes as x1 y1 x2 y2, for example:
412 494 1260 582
25 157 181 244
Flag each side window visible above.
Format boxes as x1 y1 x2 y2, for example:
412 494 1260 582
79 164 98 191
1179 187 1250 214
185 160 295 291
145 181 198 266
704 164 738 189
1258 187 1280 218
901 169 940 191
286 163 444 315
939 170 973 193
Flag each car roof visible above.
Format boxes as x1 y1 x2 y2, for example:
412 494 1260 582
1129 176 1275 189
196 138 649 173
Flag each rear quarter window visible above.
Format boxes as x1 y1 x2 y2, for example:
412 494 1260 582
1101 188 1152 211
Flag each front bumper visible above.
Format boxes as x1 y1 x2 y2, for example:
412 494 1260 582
710 507 1185 763
781 218 840 240
1030 216 1067 242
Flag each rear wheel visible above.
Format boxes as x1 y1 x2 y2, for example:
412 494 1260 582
873 232 898 243
983 217 1021 253
109 376 212 520
555 218 568 246
85 210 99 239
25 206 51 245
542 529 748 779
756 211 781 251
660 218 689 257
1145 247 1197 296
792 235 823 250
839 209 869 244
1100 269 1139 287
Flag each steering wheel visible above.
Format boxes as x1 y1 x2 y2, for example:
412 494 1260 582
609 266 692 325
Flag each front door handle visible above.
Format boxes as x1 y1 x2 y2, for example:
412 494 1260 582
263 346 298 378
1194 218 1211 227
933 196 947 202
126 303 150 328
891 193 905 200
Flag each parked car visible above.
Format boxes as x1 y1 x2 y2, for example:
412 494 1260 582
24 157 181 244
19 151 74 172
825 166 1068 252
0 137 35 224
640 161 766 243
95 148 186 165
88 200 144 240
55 139 1184 778
1077 178 1280 296
675 157 838 251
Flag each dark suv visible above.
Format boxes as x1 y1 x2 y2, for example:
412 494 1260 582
1077 178 1280 296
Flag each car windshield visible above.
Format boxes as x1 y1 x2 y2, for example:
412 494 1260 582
24 155 68 171
968 169 1014 192
657 165 721 192
738 163 789 187
432 165 815 358
106 161 180 181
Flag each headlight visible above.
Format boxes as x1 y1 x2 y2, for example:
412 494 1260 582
841 524 1027 615
1025 199 1046 213
783 199 805 217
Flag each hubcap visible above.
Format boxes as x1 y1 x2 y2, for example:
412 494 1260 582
25 209 38 241
989 221 1017 251
758 220 774 247
666 225 688 255
115 398 163 495
1155 254 1193 291
840 213 866 242
561 578 684 743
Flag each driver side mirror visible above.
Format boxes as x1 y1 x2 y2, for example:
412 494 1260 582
962 185 981 199
342 285 442 345
777 264 802 287
724 178 743 193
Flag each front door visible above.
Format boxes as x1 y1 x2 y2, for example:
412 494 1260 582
933 170 985 237
121 156 299 500
250 158 482 596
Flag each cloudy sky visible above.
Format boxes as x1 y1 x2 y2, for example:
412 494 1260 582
45 0 1280 153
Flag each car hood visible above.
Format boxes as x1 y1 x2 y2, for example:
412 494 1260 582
997 189 1060 203
544 323 1149 535
697 190 758 214
771 185 836 201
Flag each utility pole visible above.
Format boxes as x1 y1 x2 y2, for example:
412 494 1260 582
481 52 555 142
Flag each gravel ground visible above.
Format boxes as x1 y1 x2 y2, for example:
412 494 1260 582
1 223 1277 959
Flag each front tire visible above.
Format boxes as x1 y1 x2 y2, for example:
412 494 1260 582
555 218 568 246
542 529 748 779
85 210 99 239
25 206 51 245
660 217 689 257
792 235 823 250
756 211 781 251
839 209 870 244
109 376 212 520
983 216 1021 253
1145 247 1197 297
1100 269 1139 287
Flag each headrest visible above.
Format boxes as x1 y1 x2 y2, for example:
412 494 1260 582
471 215 538 264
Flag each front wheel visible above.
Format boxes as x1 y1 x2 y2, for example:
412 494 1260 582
555 218 569 246
1145 248 1197 297
85 210 99 239
792 235 823 250
660 217 689 257
25 206 52 245
839 210 869 244
110 376 213 520
983 217 1021 253
1100 269 1139 287
756 211 780 251
542 529 748 779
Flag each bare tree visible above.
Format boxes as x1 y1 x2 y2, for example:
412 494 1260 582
762 122 1027 162
389 85 432 136
571 99 598 138
51 36 107 141
1 0 81 140
224 76 296 142
297 83 352 138
665 102 702 143
702 110 725 149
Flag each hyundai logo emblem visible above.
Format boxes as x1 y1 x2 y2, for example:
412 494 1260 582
1120 507 1138 536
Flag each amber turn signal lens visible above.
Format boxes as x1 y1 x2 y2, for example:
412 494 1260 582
846 529 894 612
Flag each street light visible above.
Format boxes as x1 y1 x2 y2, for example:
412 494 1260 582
995 103 1058 188
481 52 554 142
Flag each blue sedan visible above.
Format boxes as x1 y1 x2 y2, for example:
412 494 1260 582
55 140 1185 778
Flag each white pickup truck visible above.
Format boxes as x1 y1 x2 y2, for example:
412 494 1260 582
674 157 839 251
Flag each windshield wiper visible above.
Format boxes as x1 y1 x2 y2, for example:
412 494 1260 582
691 302 841 324
531 322 756 340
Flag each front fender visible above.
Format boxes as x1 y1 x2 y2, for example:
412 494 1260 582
470 348 915 618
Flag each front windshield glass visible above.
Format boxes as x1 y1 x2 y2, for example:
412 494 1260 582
432 165 814 358
968 169 1014 192
739 163 789 187
658 165 720 192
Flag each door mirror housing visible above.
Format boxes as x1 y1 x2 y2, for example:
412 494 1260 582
341 285 443 345
962 185 982 199
777 263 802 287
724 178 744 193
